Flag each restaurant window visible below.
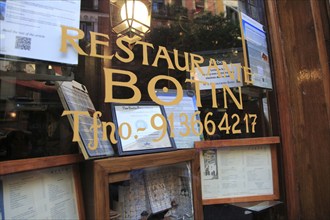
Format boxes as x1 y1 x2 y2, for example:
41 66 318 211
0 0 283 219
0 0 276 160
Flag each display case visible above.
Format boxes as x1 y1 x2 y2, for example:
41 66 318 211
0 163 85 219
195 137 280 205
82 149 203 220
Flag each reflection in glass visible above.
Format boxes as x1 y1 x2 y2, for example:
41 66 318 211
110 162 194 220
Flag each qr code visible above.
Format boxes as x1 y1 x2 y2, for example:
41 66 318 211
15 36 32 51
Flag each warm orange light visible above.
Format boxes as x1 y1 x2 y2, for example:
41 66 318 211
9 112 17 118
120 1 149 28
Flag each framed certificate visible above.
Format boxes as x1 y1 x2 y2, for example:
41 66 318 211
111 102 176 155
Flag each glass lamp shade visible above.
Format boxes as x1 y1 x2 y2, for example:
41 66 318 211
110 0 151 38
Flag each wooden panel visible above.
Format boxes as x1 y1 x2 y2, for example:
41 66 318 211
95 149 196 173
194 136 280 149
270 145 280 200
73 165 86 220
203 194 279 206
0 154 84 175
265 1 300 219
108 172 130 183
93 163 110 220
266 0 330 219
310 0 330 127
191 149 204 220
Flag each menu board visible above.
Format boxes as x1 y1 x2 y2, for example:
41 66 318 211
57 80 114 159
201 145 274 200
241 12 272 89
0 166 79 220
0 0 81 64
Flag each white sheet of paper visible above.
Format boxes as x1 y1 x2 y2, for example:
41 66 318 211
0 0 81 64
156 90 202 149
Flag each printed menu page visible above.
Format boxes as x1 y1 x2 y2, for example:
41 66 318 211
201 145 274 199
0 166 79 220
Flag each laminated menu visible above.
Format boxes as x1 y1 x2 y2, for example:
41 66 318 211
57 80 114 159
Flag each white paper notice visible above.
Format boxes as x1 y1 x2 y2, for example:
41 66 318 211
0 166 79 220
201 145 274 199
0 0 81 64
241 12 272 89
193 63 243 90
156 90 202 149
